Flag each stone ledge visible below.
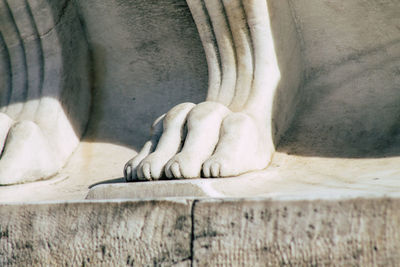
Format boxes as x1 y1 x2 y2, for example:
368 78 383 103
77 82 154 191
86 179 223 199
1 197 399 266
86 173 400 200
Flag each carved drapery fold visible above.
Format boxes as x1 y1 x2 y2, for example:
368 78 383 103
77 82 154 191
0 0 90 184
186 0 280 116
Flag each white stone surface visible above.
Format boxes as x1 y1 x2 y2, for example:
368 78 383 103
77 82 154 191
91 152 400 200
1 146 400 203
0 0 398 197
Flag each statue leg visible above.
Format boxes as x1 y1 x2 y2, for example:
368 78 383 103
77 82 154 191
0 0 90 184
200 0 279 177
125 0 281 179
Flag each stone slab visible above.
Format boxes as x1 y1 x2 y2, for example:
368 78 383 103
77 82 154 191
87 154 400 200
87 176 400 200
0 199 192 266
192 198 400 266
86 179 221 199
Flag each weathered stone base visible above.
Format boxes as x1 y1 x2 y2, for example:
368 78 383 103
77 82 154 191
1 197 399 266
0 200 192 266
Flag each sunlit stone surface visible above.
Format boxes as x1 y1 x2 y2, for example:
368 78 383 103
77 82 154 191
0 0 399 265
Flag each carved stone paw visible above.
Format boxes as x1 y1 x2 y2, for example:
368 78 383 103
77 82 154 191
124 101 273 181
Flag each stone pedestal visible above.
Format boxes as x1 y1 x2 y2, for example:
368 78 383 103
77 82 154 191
1 196 399 266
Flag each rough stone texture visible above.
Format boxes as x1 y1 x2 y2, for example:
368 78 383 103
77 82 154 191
0 200 192 266
1 197 400 266
192 198 400 266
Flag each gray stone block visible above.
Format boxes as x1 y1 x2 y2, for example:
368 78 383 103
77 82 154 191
192 198 400 266
0 200 192 266
1 197 400 266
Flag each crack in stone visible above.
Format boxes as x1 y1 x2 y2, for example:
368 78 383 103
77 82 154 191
39 0 73 38
189 199 197 267
15 0 74 43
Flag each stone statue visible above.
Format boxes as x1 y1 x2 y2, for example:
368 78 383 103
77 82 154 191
125 0 281 180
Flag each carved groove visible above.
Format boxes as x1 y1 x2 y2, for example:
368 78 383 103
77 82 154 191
0 31 12 112
204 0 237 106
223 0 253 111
25 0 44 94
187 0 262 110
17 0 45 119
35 0 65 101
26 0 44 99
186 0 222 101
2 0 28 119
